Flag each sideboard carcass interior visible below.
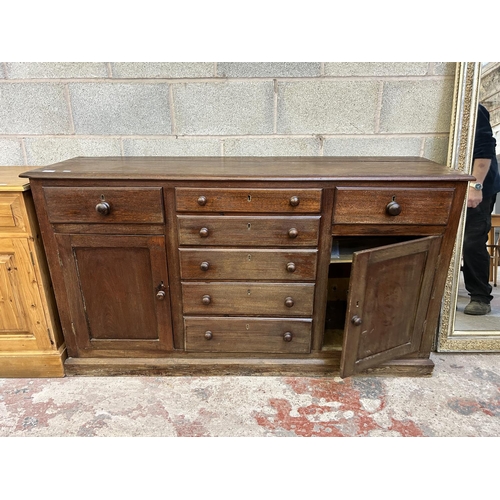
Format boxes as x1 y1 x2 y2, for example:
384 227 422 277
20 157 472 377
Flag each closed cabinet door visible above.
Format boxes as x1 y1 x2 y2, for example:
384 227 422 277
0 238 51 351
340 236 441 378
56 234 173 355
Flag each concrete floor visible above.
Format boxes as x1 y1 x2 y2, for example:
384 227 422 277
1 351 500 437
455 268 500 331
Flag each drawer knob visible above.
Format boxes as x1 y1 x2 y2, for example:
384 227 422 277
204 331 213 340
198 196 207 206
283 332 293 342
199 227 209 238
386 200 402 216
285 297 294 308
202 294 211 305
156 290 166 300
200 261 210 271
351 315 363 326
95 201 110 216
289 196 300 207
288 228 298 239
286 262 296 273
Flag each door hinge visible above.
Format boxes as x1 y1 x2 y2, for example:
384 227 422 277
30 250 35 266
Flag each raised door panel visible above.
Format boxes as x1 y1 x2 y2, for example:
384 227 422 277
0 194 27 235
340 236 441 378
56 234 173 354
0 238 50 351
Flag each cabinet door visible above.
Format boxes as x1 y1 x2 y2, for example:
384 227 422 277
56 234 173 354
340 236 441 378
0 238 50 351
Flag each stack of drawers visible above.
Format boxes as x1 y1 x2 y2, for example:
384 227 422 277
175 187 322 354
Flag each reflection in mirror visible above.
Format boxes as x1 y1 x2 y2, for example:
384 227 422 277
454 195 500 332
438 62 500 352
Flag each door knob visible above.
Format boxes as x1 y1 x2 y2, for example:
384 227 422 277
351 315 363 326
95 201 110 215
386 200 401 216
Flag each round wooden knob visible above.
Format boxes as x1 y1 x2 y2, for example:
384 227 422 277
283 332 293 342
198 196 207 206
202 294 211 305
386 201 401 216
95 201 110 215
204 331 213 340
285 297 294 308
351 315 363 326
286 262 296 273
156 290 166 300
199 227 209 238
289 196 300 207
288 228 298 239
200 261 210 271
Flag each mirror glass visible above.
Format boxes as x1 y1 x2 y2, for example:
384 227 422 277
438 62 500 351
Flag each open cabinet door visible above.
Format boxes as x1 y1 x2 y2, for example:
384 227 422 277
340 236 441 378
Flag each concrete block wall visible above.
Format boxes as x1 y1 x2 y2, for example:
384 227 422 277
0 62 456 167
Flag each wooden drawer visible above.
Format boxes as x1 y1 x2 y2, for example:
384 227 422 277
43 187 164 224
179 249 317 280
182 282 315 316
185 317 312 353
0 194 26 234
177 215 320 247
175 188 322 213
333 187 455 225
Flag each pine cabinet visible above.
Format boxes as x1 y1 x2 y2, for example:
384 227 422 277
0 167 65 377
22 157 471 377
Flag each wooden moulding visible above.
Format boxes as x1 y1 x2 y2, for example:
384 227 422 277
62 356 434 378
0 345 67 378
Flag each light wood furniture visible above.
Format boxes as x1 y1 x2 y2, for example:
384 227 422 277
21 157 471 377
0 167 65 377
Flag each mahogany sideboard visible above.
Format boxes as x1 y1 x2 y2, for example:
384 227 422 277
21 157 472 377
0 167 65 377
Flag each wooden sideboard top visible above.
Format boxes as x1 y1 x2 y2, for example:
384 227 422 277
0 166 35 192
19 156 474 182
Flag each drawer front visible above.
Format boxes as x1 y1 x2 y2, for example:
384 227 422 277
333 187 455 225
175 188 322 213
43 187 164 224
177 215 320 247
185 317 312 353
179 249 317 280
182 283 315 316
0 194 26 233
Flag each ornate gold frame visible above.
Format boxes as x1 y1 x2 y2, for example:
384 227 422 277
437 62 500 351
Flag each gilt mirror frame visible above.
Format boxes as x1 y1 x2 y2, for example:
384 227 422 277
437 61 500 351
